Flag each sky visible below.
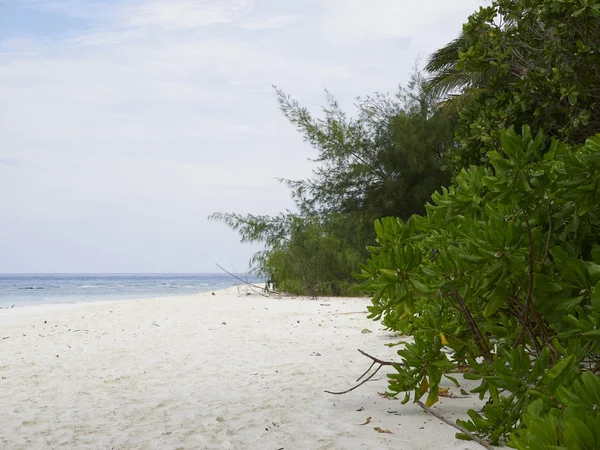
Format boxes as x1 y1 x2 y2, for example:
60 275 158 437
0 0 482 273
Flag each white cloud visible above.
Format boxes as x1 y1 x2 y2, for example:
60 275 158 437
236 14 296 30
320 0 480 45
0 0 483 272
119 0 252 30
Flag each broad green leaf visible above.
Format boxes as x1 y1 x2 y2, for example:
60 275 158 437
581 329 600 340
483 287 506 318
547 355 575 379
564 418 596 450
374 219 385 239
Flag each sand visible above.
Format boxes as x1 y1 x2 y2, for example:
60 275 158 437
0 286 492 449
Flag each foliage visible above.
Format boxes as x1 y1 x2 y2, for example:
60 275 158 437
209 211 369 296
263 214 370 296
211 73 455 295
426 0 600 172
275 70 454 220
510 371 600 449
356 126 600 444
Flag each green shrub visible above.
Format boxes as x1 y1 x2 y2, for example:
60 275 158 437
357 126 600 445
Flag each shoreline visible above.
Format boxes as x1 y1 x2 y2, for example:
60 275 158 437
0 284 254 313
0 286 257 327
0 286 491 449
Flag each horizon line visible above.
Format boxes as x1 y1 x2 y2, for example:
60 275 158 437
0 272 255 276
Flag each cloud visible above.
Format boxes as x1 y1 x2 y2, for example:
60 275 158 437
119 0 252 30
236 14 296 30
0 0 483 272
20 0 117 22
319 0 480 45
0 157 20 166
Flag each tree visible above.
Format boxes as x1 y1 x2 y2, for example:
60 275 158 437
210 72 456 295
425 0 600 172
424 32 487 115
276 71 454 221
354 2 600 444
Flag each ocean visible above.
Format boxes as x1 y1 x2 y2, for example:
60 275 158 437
0 273 262 308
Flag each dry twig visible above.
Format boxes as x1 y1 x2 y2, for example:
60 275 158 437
324 349 395 395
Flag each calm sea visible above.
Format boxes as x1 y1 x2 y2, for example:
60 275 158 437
0 273 262 308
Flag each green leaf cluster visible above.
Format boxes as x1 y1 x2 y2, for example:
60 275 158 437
427 0 600 172
511 371 600 450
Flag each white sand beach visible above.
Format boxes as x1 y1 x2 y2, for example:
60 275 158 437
0 287 491 449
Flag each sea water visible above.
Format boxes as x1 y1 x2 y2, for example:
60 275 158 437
0 273 262 308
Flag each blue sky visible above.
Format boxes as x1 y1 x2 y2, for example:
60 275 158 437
0 0 482 273
0 2 87 39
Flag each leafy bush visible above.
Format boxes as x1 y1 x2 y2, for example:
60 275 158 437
356 126 600 445
209 212 368 296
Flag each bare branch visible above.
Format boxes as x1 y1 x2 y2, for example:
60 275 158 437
325 349 395 395
324 365 384 395
415 401 495 450
356 361 376 382
215 263 270 297
357 348 395 366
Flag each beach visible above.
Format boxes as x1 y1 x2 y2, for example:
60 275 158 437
0 286 490 449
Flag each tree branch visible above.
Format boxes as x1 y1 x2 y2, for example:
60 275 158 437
447 287 493 363
507 295 542 356
540 202 552 265
357 348 395 366
514 213 534 347
325 349 395 395
215 263 270 297
415 401 495 450
356 361 376 382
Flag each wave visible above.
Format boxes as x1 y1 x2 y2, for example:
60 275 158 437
2 274 248 307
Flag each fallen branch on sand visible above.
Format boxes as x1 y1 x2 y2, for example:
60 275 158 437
325 349 494 450
416 401 494 450
215 263 271 297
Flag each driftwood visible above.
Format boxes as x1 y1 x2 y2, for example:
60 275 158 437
215 263 270 297
416 401 494 450
325 349 495 450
